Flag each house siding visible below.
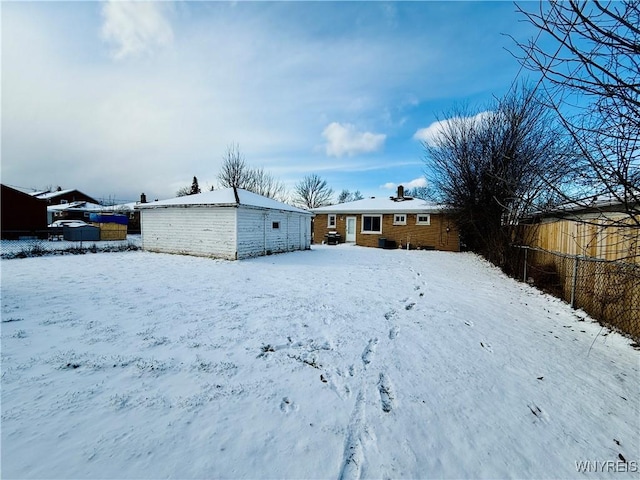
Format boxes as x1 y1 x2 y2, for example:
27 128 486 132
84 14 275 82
314 213 459 252
140 207 237 259
237 208 311 258
1 185 48 239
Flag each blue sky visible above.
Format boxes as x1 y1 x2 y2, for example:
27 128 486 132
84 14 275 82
2 1 541 204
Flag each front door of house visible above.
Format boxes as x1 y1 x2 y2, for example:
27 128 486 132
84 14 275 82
346 217 356 242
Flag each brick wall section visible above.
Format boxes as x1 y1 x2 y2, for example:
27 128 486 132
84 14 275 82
313 213 460 252
314 213 347 244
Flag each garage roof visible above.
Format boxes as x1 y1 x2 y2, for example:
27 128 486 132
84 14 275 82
136 187 312 215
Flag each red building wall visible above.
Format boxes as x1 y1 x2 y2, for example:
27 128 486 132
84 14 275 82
1 185 48 239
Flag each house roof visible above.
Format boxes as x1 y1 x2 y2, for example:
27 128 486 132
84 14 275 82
529 191 639 220
135 187 313 215
1 184 47 204
312 196 446 214
47 201 104 213
31 189 75 199
555 192 638 213
103 202 137 212
31 189 100 205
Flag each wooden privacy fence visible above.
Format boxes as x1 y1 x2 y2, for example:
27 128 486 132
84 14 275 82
528 215 639 263
512 245 640 341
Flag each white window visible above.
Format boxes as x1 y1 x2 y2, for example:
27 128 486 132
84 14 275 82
393 214 406 225
361 215 382 234
328 214 336 228
416 214 431 225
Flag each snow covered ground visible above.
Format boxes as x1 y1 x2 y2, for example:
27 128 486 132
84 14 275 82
2 245 638 479
0 235 141 258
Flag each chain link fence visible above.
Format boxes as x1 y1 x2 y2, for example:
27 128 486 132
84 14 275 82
1 235 142 259
511 245 640 341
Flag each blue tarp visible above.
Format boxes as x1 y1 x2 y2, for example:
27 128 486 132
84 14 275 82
89 213 128 225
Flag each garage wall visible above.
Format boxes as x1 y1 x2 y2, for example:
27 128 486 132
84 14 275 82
140 207 237 259
236 208 311 259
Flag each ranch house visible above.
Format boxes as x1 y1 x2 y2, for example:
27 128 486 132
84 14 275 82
312 186 459 252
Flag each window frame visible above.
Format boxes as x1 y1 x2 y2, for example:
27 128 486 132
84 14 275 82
327 214 336 228
272 221 280 230
361 214 382 234
416 214 431 226
393 214 407 226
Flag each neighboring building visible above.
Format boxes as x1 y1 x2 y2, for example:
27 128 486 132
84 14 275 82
526 193 639 263
136 187 313 260
1 184 48 239
312 185 460 252
47 201 104 225
103 194 149 234
31 188 100 206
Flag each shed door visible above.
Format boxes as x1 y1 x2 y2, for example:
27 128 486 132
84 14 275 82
299 216 306 247
346 217 356 242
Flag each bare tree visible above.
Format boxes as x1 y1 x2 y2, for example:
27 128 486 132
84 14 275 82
337 189 364 203
175 186 191 197
218 143 251 189
294 174 334 209
404 186 432 200
513 0 640 223
217 144 288 201
245 167 288 202
423 85 573 266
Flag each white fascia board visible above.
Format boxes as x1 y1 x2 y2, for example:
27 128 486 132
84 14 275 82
135 203 238 210
240 204 314 216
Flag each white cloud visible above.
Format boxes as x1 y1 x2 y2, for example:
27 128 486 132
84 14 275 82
322 122 386 157
413 111 492 146
101 1 174 60
2 2 520 202
382 177 427 190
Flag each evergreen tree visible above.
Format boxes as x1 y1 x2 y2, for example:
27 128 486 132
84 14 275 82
190 176 201 195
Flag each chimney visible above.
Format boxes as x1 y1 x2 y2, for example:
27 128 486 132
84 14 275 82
397 185 404 199
140 193 147 204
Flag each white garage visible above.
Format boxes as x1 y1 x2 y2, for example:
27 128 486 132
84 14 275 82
137 187 313 260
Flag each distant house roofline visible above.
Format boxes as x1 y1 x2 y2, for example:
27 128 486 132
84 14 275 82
311 184 446 214
30 188 100 205
135 187 313 216
528 191 639 221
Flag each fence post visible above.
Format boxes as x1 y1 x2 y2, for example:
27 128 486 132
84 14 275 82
523 247 528 283
570 255 580 309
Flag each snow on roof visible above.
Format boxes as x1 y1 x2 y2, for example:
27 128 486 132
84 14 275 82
27 190 50 197
312 196 446 214
561 192 638 212
103 202 137 212
532 191 639 218
47 201 104 212
32 189 77 200
136 187 312 215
